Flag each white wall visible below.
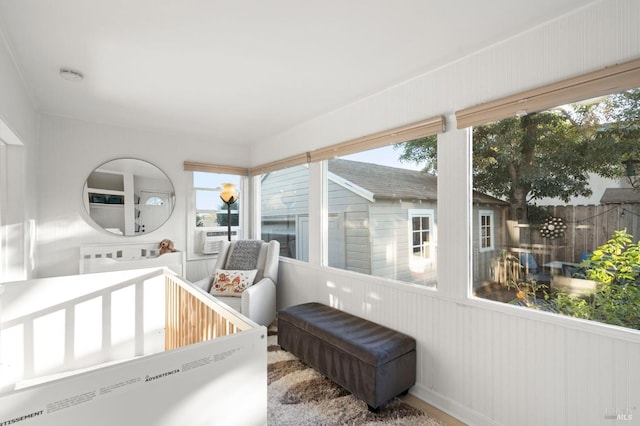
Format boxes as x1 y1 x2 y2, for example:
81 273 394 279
258 1 640 425
0 26 39 281
6 0 640 422
35 115 247 278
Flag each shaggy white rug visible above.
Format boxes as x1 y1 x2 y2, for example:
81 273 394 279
267 326 443 426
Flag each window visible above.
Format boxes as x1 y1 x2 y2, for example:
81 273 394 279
194 172 241 229
251 115 445 283
470 85 640 331
259 164 309 260
145 196 165 206
409 209 435 277
325 143 438 287
187 171 243 258
409 209 434 258
479 210 494 252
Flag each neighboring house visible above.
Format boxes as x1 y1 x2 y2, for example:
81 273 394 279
261 159 508 287
600 187 640 205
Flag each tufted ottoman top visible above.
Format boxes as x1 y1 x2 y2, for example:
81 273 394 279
278 302 415 366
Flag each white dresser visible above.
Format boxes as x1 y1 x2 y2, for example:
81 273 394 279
79 242 185 277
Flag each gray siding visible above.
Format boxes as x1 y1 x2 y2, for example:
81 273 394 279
262 165 502 289
328 181 370 274
472 206 506 289
261 166 309 257
370 201 437 286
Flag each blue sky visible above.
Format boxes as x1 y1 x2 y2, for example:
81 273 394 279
341 145 423 171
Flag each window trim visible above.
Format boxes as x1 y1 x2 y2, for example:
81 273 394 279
183 161 248 176
186 171 245 261
456 57 640 129
408 208 435 261
478 210 494 253
250 115 446 176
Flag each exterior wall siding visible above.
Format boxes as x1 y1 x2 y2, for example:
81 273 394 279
328 182 370 274
260 165 310 257
472 206 506 289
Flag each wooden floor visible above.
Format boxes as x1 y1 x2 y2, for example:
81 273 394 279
401 394 467 426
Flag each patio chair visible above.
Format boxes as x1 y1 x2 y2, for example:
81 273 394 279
519 252 551 283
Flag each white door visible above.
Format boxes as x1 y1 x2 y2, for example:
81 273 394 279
138 190 171 234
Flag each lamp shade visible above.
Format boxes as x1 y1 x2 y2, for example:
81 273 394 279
220 183 239 204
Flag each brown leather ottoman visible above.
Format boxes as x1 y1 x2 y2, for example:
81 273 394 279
278 302 416 410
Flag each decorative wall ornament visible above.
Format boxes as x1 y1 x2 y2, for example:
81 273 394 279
540 217 567 239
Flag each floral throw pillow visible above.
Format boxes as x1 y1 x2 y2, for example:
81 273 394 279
209 269 258 297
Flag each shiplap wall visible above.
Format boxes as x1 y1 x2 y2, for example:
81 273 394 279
268 1 640 425
278 259 640 426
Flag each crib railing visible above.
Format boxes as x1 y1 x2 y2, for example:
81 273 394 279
164 273 254 351
1 268 259 390
0 269 266 425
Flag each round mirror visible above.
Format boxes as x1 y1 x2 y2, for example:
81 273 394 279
83 158 175 236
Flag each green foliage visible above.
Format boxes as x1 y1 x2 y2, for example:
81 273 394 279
526 205 551 226
395 89 640 221
506 277 549 310
554 230 640 330
473 112 594 206
394 136 438 174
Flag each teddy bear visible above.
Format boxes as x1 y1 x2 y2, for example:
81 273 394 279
158 239 176 255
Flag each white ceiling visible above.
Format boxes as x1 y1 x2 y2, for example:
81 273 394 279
0 0 593 145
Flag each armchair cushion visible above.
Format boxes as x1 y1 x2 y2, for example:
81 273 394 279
225 240 263 270
209 269 258 297
198 239 280 326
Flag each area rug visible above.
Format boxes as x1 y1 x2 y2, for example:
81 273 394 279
267 325 444 426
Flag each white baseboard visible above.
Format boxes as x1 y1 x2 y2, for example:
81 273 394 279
410 383 501 426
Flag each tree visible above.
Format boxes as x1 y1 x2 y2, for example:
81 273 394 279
395 136 437 174
396 88 640 222
473 112 597 221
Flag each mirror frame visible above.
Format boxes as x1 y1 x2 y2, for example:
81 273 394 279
82 158 175 236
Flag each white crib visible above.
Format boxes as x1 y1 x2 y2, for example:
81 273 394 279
0 269 266 425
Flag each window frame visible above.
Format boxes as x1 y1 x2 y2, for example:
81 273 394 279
478 210 494 252
186 171 245 261
462 64 640 332
408 208 436 261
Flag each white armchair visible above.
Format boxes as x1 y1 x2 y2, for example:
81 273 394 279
193 239 280 326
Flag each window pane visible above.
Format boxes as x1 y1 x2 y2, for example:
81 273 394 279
190 172 242 257
326 140 438 287
195 189 219 211
260 165 309 260
472 88 640 331
145 196 165 206
193 173 240 228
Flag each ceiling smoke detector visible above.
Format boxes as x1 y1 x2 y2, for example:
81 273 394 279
59 67 84 82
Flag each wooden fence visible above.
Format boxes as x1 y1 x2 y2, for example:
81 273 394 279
475 202 640 288
517 203 640 263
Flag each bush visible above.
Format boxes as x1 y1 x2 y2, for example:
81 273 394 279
555 229 640 330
